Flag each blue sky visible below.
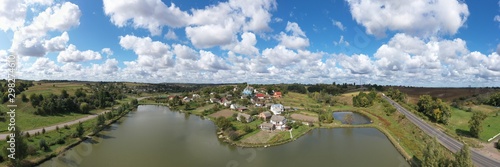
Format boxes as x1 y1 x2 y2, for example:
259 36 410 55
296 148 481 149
1 0 500 87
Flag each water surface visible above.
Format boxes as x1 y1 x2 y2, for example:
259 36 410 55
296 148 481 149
333 111 372 125
40 105 407 167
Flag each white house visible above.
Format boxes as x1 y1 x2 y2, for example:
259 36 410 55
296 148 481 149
270 115 287 130
270 104 284 115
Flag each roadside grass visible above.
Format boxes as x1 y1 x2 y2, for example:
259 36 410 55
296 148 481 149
0 115 101 166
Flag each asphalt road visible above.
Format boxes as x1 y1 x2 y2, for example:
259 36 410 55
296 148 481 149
382 95 500 167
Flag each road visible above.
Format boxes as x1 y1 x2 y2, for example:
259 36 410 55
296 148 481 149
382 95 500 167
0 111 110 141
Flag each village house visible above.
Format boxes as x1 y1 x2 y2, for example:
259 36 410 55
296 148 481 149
260 122 275 131
182 96 192 103
259 111 272 121
270 115 287 130
210 98 220 103
273 92 282 98
237 106 248 112
256 93 265 100
270 104 284 115
192 94 201 99
237 113 253 123
230 104 240 110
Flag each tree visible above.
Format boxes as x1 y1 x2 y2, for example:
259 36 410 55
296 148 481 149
215 117 232 130
131 99 139 107
80 102 91 114
29 93 40 107
21 94 28 102
469 111 487 138
76 122 85 139
454 144 473 167
97 114 105 126
497 138 500 149
422 138 443 167
60 89 69 99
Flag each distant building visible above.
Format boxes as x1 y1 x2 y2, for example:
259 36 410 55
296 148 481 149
256 93 265 100
259 111 272 121
273 92 282 98
270 115 287 130
270 104 284 115
260 122 275 131
237 113 253 123
242 86 254 96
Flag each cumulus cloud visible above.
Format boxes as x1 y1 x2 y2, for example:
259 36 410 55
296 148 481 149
44 31 69 52
103 0 190 36
197 50 229 71
57 44 102 62
339 54 375 74
173 44 198 60
119 35 174 70
346 0 469 37
223 32 259 56
101 48 113 57
186 23 236 49
10 2 80 57
278 22 310 50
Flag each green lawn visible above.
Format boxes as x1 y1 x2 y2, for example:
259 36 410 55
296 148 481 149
481 115 500 141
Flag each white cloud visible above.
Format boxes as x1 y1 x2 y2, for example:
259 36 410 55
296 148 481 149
333 20 345 31
164 29 178 40
278 22 309 50
57 44 102 62
119 35 175 69
339 54 375 74
10 2 80 57
44 31 69 52
186 23 236 49
223 32 259 56
0 0 26 31
334 35 350 46
30 57 61 75
197 50 228 71
103 0 190 36
173 44 198 60
346 0 469 37
101 48 113 57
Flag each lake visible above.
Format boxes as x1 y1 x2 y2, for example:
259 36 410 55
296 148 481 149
39 105 409 167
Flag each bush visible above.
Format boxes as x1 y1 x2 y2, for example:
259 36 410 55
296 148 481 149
42 128 46 134
64 125 70 129
39 139 49 151
227 130 239 141
243 125 253 133
27 145 37 155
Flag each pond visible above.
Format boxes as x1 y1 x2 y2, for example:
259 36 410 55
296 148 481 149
333 111 372 125
39 105 408 167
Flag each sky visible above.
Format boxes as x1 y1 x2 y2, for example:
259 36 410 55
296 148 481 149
1 0 500 87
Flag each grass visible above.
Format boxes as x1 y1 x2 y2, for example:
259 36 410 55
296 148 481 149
481 115 500 141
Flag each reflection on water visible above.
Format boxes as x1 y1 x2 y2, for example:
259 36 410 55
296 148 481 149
333 111 372 125
39 105 408 167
